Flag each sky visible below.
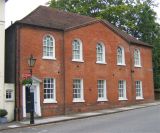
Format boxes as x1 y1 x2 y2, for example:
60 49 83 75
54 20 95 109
5 0 160 28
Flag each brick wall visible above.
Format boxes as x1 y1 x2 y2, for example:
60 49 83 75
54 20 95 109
64 22 154 114
19 26 65 117
17 22 154 119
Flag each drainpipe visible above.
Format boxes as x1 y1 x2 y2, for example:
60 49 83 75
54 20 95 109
129 43 135 103
15 24 21 121
62 31 66 114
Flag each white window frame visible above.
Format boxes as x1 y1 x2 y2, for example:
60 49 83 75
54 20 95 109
118 80 127 100
134 49 141 67
72 79 85 103
72 39 84 62
136 81 143 100
42 35 56 60
6 89 14 101
117 46 125 65
96 43 106 64
43 78 57 103
97 80 107 101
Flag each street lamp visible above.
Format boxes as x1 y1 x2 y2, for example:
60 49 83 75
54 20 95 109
28 54 36 124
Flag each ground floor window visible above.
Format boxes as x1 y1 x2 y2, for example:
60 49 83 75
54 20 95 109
6 89 13 101
43 78 57 103
73 79 84 102
97 80 107 101
136 81 143 99
118 80 127 100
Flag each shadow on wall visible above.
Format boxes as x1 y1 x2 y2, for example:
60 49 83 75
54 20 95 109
155 89 160 100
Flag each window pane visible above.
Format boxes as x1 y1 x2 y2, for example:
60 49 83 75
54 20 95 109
43 35 54 58
117 47 122 64
97 80 106 99
118 80 126 99
44 78 55 101
96 44 104 62
73 79 82 99
72 40 81 60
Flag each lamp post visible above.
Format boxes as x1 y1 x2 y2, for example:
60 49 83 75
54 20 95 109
27 54 36 124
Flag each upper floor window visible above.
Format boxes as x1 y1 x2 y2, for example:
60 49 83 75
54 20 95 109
43 78 57 103
43 35 55 60
134 49 141 67
72 39 83 62
117 46 125 65
96 43 106 64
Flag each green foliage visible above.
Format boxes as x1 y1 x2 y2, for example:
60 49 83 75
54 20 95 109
48 0 160 89
22 78 32 85
0 109 8 117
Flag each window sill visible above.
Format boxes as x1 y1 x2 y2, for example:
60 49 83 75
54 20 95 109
43 100 57 104
134 65 142 68
117 63 126 66
5 99 14 102
42 57 56 60
96 61 107 65
136 97 144 100
118 98 128 101
72 99 85 103
97 98 108 102
72 59 84 63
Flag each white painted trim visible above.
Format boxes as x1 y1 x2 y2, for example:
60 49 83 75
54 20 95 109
43 78 57 103
22 85 26 118
117 46 125 65
72 59 84 62
134 49 141 67
96 61 107 64
72 99 85 103
72 79 85 103
118 80 127 100
22 80 41 118
96 42 106 63
136 81 143 100
97 80 108 101
118 98 128 101
43 34 56 59
42 57 56 60
72 39 83 61
134 65 142 68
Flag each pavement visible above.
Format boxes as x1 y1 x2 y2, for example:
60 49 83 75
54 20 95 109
0 101 160 131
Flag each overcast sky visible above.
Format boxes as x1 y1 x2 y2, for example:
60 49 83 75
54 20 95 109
5 0 160 28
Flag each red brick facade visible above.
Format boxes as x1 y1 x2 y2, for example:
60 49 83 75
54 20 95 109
15 22 154 119
5 7 154 120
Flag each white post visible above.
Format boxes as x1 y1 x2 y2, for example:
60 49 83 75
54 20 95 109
0 0 5 109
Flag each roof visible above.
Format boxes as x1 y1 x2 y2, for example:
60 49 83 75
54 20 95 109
16 6 151 47
18 6 95 30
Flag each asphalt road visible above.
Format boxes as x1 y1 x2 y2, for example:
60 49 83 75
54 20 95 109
1 105 160 133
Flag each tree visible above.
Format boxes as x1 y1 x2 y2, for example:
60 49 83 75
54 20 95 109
48 0 160 89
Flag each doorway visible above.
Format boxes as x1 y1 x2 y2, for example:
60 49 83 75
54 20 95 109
23 80 41 118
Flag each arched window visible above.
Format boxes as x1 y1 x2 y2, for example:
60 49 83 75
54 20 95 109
134 49 141 67
96 43 106 63
72 39 83 61
43 35 55 59
117 46 125 65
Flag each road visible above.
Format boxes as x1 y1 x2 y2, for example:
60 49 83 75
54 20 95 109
1 105 160 133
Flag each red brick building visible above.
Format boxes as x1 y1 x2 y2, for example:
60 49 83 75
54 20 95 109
5 6 154 120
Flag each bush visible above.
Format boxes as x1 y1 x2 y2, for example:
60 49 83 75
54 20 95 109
0 109 8 117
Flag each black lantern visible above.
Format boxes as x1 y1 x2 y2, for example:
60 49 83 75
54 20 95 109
28 54 36 68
